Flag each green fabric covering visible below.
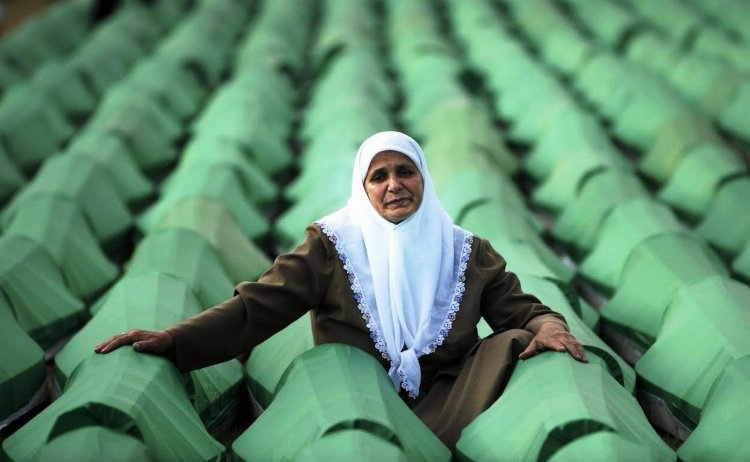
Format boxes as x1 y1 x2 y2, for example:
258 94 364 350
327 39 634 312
246 313 315 408
580 199 686 291
657 143 746 218
540 28 594 76
66 134 154 208
668 54 743 116
509 95 581 145
719 81 750 142
460 200 574 284
2 349 225 462
28 427 155 462
55 270 242 431
677 357 750 462
86 92 181 172
156 198 272 284
635 277 750 427
524 112 626 181
696 176 750 256
124 228 235 310
639 114 720 183
232 344 450 462
0 145 25 203
138 166 269 240
275 192 348 251
692 29 750 75
4 195 118 300
732 237 750 282
67 42 132 98
0 85 74 172
601 233 728 347
0 292 45 420
31 60 96 121
552 169 647 255
548 431 665 462
292 429 408 462
562 0 637 46
575 53 633 118
455 353 674 462
577 298 600 331
628 0 701 43
2 153 133 248
0 235 85 349
517 274 634 393
168 136 279 206
0 22 57 76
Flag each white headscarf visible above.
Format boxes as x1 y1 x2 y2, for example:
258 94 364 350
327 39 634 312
317 131 473 397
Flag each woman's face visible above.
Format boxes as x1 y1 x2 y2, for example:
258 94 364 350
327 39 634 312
364 151 424 223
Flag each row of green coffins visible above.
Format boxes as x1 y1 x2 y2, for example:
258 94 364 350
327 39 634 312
458 0 750 459
0 0 256 435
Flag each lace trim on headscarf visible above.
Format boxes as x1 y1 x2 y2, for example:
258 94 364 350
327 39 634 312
317 222 474 397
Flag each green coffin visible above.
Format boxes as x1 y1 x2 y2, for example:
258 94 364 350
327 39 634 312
292 429 408 462
0 235 85 349
635 276 750 427
562 0 637 46
2 350 225 462
232 344 450 462
4 194 118 300
155 197 271 284
138 164 269 240
124 228 235 310
719 80 750 143
657 143 746 219
677 357 750 462
0 293 45 421
601 233 728 347
455 353 674 462
0 145 25 203
31 60 97 121
548 431 667 462
552 169 647 255
28 427 155 462
246 312 314 408
580 198 686 291
696 176 750 257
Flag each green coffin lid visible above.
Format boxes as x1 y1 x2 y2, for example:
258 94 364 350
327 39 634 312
125 228 235 310
292 429 407 462
552 169 648 254
56 270 242 431
67 44 132 99
0 235 85 349
574 53 632 118
580 198 686 291
524 112 625 181
0 292 45 420
517 274 634 392
138 167 269 240
2 350 224 462
639 113 720 184
629 0 701 43
657 143 746 219
668 54 743 115
124 58 206 121
302 95 391 145
233 344 450 462
0 85 74 172
696 176 750 256
601 232 728 347
531 154 627 212
540 28 594 76
635 276 750 426
155 197 271 284
548 431 665 462
168 137 278 206
0 22 56 76
246 312 314 408
3 154 133 248
31 60 97 121
5 194 118 300
508 93 580 145
625 31 681 76
455 353 674 462
732 237 750 282
28 427 155 462
275 191 349 251
66 134 154 208
563 0 638 46
0 145 25 203
0 55 22 90
719 80 750 143
677 357 750 462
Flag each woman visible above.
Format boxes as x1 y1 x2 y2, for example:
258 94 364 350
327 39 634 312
96 131 586 448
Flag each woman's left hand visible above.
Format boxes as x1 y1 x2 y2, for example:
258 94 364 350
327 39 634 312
519 322 588 363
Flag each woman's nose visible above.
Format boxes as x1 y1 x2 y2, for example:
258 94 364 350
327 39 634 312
387 175 402 191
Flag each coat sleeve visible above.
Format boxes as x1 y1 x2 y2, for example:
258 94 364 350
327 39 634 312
476 237 568 334
164 226 334 371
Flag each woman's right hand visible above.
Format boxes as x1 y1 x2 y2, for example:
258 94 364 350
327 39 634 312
94 329 174 355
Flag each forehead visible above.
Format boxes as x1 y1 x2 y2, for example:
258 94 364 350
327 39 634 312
367 150 418 172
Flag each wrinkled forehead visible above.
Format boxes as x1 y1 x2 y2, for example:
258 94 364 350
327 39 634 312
356 132 424 180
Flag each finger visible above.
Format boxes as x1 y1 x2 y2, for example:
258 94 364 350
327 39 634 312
98 331 138 354
560 338 588 363
519 339 539 359
545 338 567 353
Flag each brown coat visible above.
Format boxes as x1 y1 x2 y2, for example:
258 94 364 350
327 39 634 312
165 224 567 447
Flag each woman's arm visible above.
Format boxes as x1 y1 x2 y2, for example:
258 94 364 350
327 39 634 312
95 226 334 371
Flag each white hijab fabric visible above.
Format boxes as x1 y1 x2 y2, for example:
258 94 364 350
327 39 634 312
317 131 473 397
